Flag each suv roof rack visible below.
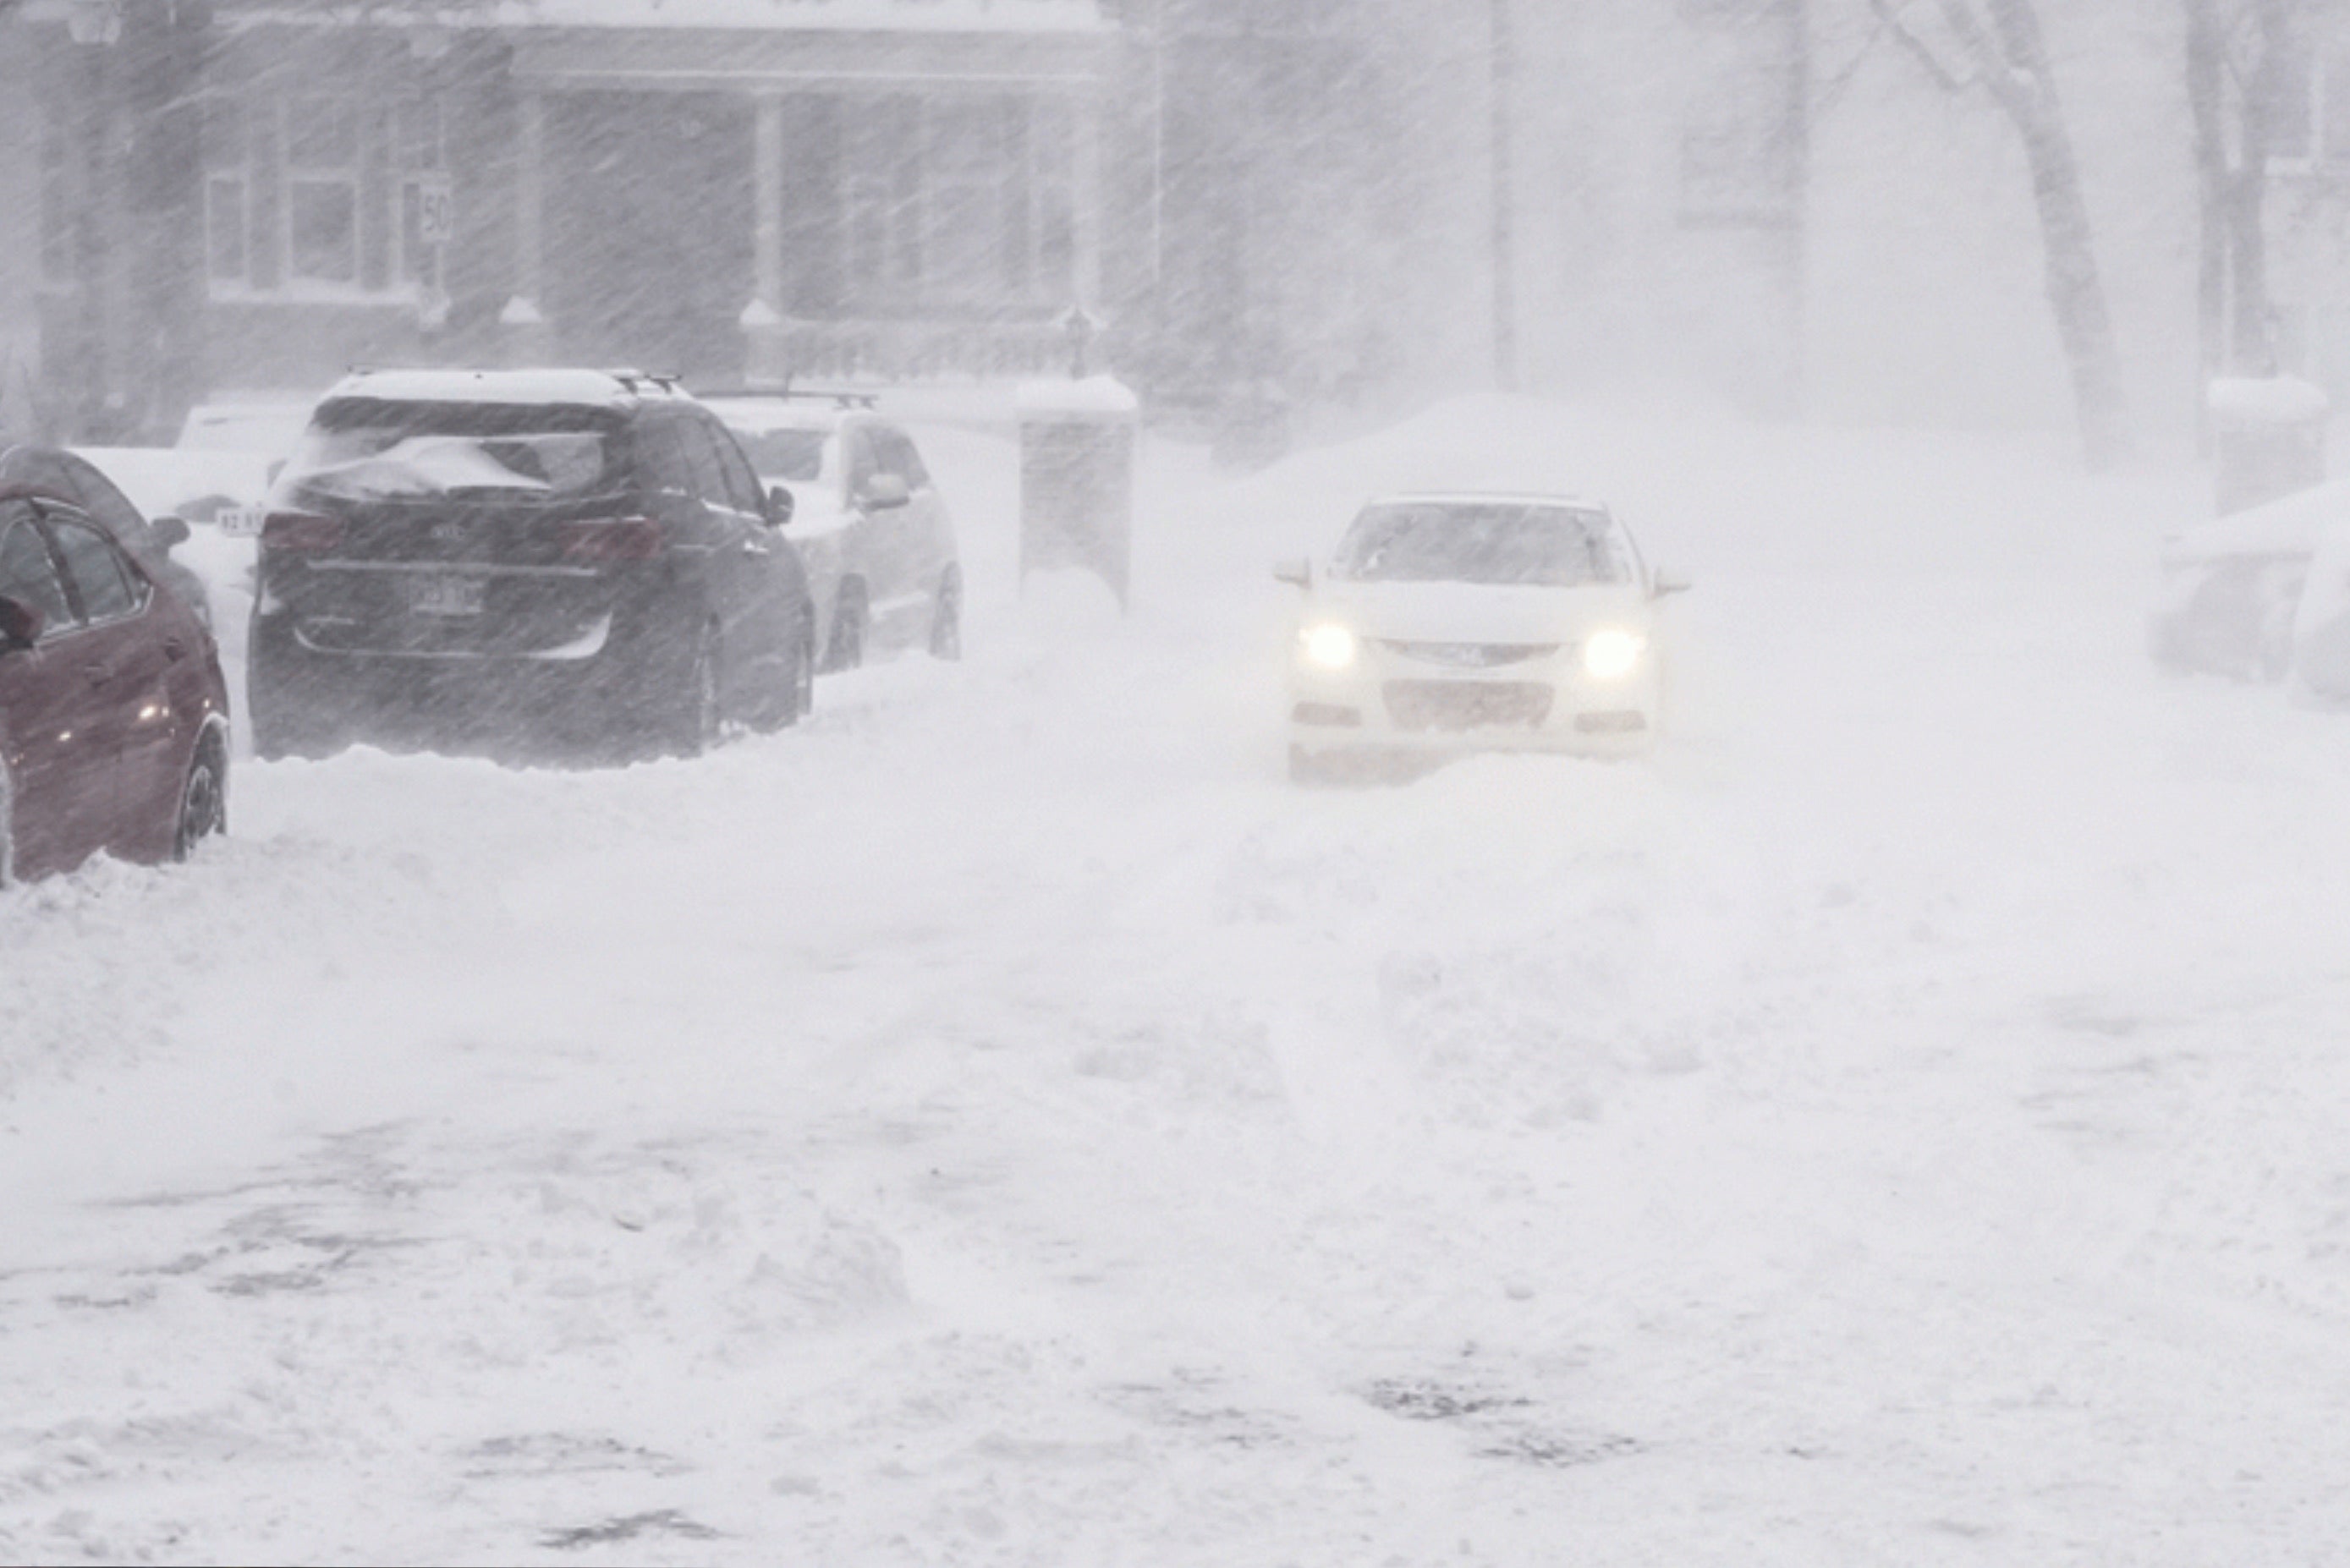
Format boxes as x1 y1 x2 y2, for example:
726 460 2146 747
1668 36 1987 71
603 368 687 395
696 384 879 411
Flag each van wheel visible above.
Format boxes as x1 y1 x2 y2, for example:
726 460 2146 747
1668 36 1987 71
793 622 816 719
173 733 228 861
824 581 867 672
930 569 963 661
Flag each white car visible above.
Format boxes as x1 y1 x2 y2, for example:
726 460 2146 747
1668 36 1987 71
701 393 961 671
1277 493 1686 781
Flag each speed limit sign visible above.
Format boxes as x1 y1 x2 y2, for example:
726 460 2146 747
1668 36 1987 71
415 173 455 248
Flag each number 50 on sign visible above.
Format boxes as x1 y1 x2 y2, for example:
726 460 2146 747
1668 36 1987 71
415 174 455 248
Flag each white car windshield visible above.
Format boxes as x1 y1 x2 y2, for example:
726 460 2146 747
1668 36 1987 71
1332 502 1630 588
277 401 623 503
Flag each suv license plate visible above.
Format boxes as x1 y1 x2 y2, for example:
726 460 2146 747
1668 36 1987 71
409 574 486 617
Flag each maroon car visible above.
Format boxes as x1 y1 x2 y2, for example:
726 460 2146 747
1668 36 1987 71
0 487 230 885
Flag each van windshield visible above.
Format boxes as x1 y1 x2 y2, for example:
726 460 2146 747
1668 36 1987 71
729 428 828 483
277 400 625 504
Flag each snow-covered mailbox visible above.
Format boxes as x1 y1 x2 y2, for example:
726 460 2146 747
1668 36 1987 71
1018 376 1139 608
2210 376 2329 516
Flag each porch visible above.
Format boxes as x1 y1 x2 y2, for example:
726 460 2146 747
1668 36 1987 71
502 20 1117 385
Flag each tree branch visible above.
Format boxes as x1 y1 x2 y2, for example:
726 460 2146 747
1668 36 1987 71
1866 0 1977 94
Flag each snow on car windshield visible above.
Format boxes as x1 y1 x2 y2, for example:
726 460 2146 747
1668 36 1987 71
1332 502 1630 588
277 402 622 502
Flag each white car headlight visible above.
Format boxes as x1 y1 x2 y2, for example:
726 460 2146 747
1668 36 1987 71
1299 622 1360 672
1582 628 1646 681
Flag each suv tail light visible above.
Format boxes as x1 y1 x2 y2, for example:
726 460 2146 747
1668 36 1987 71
261 511 343 553
556 517 664 563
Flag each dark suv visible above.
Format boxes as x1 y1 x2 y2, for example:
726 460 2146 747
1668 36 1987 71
249 370 814 760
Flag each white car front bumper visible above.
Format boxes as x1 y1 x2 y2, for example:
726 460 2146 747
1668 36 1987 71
1288 639 1661 760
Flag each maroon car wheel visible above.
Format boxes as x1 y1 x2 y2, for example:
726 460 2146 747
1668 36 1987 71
172 735 228 863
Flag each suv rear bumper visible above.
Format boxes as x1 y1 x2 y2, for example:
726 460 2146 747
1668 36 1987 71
249 598 692 757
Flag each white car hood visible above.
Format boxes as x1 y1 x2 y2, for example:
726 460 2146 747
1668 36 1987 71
1308 578 1651 644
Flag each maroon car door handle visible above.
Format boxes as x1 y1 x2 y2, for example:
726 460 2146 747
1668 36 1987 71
163 638 186 662
80 662 111 686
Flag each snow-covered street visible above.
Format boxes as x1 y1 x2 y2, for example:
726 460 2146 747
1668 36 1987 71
6 400 2350 1564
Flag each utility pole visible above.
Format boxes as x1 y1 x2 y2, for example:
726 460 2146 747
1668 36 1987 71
1489 0 1518 392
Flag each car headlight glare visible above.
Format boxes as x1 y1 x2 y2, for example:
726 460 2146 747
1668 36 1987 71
1299 622 1359 671
1582 628 1646 681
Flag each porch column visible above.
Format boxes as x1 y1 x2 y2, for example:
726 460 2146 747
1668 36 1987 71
0 28 41 441
501 90 555 365
742 92 789 385
1071 89 1105 314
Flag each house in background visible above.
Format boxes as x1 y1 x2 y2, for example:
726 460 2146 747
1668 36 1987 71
6 0 2338 454
5 0 1120 441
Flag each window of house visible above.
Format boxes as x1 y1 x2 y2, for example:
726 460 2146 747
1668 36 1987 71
845 99 925 309
925 100 1013 303
203 99 250 285
1029 97 1077 301
199 91 446 300
286 96 360 285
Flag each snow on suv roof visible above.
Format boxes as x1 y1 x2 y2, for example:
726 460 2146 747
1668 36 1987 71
318 369 692 409
1370 491 1612 513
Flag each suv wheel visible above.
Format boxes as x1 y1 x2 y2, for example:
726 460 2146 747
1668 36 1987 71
667 619 722 758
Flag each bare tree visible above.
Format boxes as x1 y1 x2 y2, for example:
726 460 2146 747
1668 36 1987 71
1868 0 2130 469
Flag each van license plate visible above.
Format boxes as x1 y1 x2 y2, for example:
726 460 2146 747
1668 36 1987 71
409 575 486 617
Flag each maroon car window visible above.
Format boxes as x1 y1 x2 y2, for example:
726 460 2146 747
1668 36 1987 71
59 454 154 551
47 518 141 622
0 514 74 631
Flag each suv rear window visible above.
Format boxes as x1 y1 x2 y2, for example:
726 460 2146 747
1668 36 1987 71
277 399 625 504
